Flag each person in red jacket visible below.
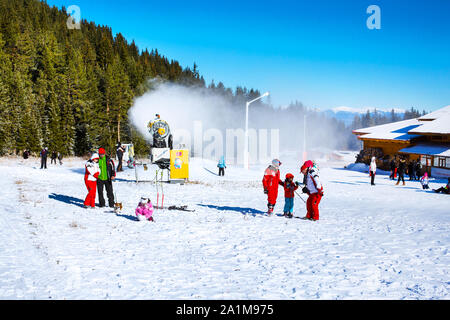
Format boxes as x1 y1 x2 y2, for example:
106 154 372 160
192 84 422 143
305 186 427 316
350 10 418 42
84 153 100 208
262 159 282 215
300 160 324 221
279 173 299 218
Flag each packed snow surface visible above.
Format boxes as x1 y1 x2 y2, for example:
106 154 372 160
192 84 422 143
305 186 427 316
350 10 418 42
0 154 449 299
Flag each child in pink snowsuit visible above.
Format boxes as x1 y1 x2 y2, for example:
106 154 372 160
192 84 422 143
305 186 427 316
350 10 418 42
135 198 154 221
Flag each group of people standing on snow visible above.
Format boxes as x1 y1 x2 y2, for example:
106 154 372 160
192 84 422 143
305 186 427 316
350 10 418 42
369 155 448 193
262 159 323 221
83 145 155 221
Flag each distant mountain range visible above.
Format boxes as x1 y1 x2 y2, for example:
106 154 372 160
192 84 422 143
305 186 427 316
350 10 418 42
322 107 406 126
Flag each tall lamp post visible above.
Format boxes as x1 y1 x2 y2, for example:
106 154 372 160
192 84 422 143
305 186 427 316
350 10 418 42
244 92 270 169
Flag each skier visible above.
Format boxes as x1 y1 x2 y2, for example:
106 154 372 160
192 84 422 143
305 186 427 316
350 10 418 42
279 173 299 218
40 147 48 169
135 197 154 222
51 151 57 165
420 172 430 190
57 152 63 165
300 160 323 221
116 143 124 172
433 178 450 194
369 156 377 186
396 157 407 186
97 147 116 208
262 159 282 215
83 153 100 208
217 156 226 176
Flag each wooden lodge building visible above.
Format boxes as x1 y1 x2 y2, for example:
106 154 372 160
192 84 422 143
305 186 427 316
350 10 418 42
352 105 450 178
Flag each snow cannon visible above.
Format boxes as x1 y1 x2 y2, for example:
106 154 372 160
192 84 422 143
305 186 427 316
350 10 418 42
147 115 173 169
137 114 188 184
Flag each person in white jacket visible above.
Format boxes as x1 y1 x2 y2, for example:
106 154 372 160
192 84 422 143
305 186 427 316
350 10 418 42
369 156 377 186
300 160 324 221
84 153 100 208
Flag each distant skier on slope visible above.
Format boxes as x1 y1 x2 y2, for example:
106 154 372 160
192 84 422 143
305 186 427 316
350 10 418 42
279 173 299 218
40 147 48 169
300 160 323 221
217 156 226 176
262 159 282 215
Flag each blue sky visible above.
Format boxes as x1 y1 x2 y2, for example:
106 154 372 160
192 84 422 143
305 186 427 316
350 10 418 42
47 0 450 111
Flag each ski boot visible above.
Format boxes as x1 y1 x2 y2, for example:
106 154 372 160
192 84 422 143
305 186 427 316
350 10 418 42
267 204 274 216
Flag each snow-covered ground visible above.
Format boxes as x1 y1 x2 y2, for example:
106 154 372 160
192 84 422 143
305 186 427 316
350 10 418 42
0 153 449 299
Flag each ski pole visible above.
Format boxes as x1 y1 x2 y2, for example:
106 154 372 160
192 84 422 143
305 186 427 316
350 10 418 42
294 190 306 203
160 169 164 210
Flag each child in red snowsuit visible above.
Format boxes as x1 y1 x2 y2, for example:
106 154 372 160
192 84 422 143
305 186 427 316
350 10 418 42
262 159 282 214
84 153 100 208
300 160 323 221
279 173 299 218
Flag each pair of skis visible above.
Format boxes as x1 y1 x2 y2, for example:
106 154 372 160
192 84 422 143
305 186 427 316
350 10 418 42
153 170 195 212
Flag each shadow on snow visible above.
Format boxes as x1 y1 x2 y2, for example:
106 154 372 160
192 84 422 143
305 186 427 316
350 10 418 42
198 204 266 216
48 193 85 208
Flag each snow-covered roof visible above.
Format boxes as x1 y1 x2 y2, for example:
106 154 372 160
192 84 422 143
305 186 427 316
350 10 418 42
409 113 450 135
353 118 422 141
418 105 450 121
399 144 450 157
353 105 450 140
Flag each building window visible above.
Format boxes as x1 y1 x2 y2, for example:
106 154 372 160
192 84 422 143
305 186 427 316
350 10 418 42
447 158 450 169
437 157 447 168
421 155 432 167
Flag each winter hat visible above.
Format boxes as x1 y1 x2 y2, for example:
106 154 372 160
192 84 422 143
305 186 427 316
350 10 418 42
98 147 106 155
423 172 428 178
301 160 313 172
272 159 281 168
286 173 294 180
90 153 99 161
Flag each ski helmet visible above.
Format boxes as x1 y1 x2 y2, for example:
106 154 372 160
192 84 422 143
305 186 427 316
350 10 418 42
90 153 99 161
301 160 313 172
286 173 294 180
272 159 281 168
98 147 106 155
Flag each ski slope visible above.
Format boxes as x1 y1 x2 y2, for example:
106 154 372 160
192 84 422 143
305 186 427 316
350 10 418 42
0 154 449 299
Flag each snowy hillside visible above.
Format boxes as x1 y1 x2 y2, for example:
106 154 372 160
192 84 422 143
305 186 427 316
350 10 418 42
0 154 449 299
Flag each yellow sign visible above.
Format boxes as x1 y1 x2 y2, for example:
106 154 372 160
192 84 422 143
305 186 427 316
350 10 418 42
170 149 189 180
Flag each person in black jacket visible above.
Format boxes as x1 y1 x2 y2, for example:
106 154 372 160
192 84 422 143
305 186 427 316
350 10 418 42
40 147 48 169
408 160 415 181
396 157 406 185
415 160 422 180
116 143 124 172
23 150 30 159
97 147 116 208
51 151 57 165
389 157 397 180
